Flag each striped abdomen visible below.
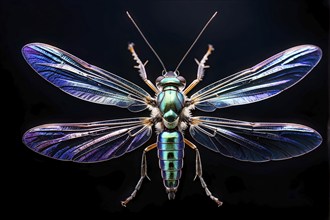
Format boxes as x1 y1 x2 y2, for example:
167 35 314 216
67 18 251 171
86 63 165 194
157 130 184 199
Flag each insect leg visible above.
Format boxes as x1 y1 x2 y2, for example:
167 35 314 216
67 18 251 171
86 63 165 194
183 45 214 95
184 138 223 207
121 143 157 207
128 43 159 93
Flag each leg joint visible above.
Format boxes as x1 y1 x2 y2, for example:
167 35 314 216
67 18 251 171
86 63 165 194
144 143 157 152
184 138 197 150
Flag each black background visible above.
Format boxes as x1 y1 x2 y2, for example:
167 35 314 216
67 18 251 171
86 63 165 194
2 0 329 218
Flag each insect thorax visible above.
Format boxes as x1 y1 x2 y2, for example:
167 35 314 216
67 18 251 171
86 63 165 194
155 71 186 130
156 85 185 129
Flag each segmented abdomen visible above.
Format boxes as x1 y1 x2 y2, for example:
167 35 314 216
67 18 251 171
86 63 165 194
157 131 184 193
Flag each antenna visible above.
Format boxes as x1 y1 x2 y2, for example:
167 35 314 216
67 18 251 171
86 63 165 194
175 11 218 72
126 11 167 72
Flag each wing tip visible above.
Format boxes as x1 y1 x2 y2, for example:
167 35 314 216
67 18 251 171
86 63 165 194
312 129 323 148
293 44 323 60
305 44 322 61
21 42 47 58
22 129 32 146
21 127 74 162
21 44 31 59
22 127 39 150
21 43 37 60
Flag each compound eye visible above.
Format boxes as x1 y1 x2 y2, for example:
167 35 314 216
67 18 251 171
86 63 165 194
156 76 164 85
177 76 186 90
177 76 186 85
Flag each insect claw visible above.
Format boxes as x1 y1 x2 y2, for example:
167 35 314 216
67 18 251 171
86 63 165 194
207 44 214 53
121 201 127 207
216 200 223 207
212 196 223 207
146 175 151 181
128 43 135 52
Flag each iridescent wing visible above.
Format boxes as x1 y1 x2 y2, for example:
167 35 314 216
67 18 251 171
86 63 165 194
190 45 322 112
23 118 153 163
189 116 322 162
22 43 152 112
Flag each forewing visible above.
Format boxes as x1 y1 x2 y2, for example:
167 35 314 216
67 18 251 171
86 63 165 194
22 43 151 112
189 116 322 162
23 118 153 163
191 45 322 112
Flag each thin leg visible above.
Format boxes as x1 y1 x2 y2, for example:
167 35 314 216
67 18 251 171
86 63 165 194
184 138 223 207
128 43 159 93
183 45 214 95
121 143 157 207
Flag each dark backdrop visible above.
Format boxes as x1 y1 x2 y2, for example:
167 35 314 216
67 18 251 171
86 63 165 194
2 0 329 218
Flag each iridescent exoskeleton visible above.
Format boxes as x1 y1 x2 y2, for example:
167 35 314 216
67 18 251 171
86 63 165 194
21 12 322 207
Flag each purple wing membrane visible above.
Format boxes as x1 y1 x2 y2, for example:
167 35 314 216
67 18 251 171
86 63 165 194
22 43 151 112
191 45 322 111
23 118 152 163
190 116 322 162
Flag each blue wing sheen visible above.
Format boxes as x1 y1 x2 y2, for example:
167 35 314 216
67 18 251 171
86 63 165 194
23 118 152 163
189 116 322 162
191 45 322 111
22 43 151 112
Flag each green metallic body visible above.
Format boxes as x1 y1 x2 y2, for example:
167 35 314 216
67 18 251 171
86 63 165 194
156 74 186 197
157 131 184 192
157 86 185 128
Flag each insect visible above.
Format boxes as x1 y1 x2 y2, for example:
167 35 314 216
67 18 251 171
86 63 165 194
22 12 322 207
